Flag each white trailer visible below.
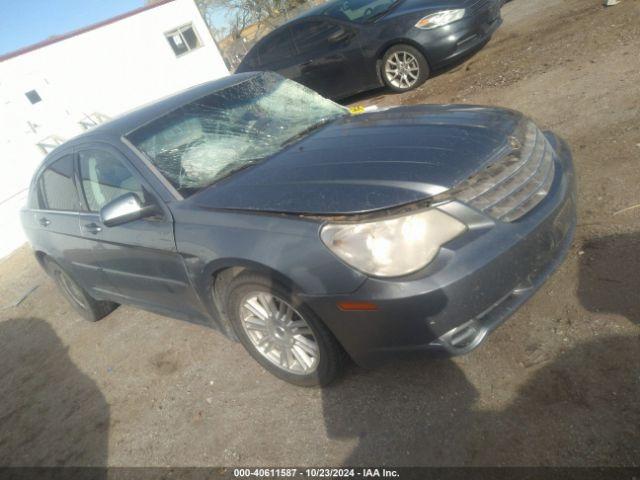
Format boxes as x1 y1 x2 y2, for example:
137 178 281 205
0 0 229 259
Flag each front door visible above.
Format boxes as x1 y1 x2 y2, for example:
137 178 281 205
289 19 365 98
75 143 204 319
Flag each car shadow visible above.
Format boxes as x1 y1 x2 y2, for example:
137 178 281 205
577 232 640 326
321 335 640 466
0 317 109 469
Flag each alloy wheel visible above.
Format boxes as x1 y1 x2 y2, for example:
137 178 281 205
240 292 319 375
384 51 420 89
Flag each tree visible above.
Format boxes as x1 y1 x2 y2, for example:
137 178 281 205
197 0 313 41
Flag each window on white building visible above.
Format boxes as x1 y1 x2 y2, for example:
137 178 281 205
25 90 42 104
165 24 201 57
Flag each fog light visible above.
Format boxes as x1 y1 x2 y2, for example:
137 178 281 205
432 319 487 353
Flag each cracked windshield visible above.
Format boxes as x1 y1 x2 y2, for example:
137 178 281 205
127 72 348 197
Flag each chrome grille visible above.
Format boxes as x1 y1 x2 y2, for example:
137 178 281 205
452 122 556 222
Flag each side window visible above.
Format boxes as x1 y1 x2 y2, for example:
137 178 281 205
78 149 145 213
37 155 78 211
258 29 295 65
291 21 342 54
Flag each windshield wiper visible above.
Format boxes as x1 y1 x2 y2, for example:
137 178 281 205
365 0 403 23
213 158 263 182
280 117 336 148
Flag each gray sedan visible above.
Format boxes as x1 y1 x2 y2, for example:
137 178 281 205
21 72 576 386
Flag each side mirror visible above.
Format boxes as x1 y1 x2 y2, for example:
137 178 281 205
100 192 157 227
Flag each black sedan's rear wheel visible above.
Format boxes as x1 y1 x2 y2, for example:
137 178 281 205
226 272 345 386
46 259 118 322
381 44 429 92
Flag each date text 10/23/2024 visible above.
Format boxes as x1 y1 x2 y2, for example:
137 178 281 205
233 468 400 478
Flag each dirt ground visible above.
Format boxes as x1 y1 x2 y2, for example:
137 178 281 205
1 0 639 468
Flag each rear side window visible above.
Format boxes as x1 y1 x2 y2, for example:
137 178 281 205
78 149 145 212
37 155 78 211
291 21 342 54
258 29 295 65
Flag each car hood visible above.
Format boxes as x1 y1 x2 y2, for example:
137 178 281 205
190 105 522 216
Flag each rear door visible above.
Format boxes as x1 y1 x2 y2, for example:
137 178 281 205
289 18 365 98
27 152 112 292
75 143 204 319
256 28 300 80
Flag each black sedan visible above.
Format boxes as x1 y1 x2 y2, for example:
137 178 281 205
236 0 502 99
22 73 575 386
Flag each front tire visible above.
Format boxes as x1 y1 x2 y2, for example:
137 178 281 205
381 44 429 92
226 272 344 386
46 259 118 322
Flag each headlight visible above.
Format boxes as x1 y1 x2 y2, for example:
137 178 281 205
320 208 466 277
415 9 465 29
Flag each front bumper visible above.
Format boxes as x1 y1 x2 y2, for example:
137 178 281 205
409 1 502 69
302 132 577 367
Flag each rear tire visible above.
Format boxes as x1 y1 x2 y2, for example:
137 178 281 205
225 272 345 387
46 259 118 322
381 44 430 92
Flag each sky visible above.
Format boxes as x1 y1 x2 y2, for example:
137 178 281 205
0 0 148 56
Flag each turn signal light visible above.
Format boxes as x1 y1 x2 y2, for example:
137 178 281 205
337 301 379 311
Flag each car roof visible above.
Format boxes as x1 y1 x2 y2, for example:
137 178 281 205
66 72 260 143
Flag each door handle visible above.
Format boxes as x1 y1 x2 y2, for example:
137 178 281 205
83 222 102 234
38 217 51 227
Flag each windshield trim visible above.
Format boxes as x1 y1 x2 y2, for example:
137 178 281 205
120 135 184 201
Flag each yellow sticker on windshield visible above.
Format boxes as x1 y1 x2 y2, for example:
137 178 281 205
349 105 366 115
